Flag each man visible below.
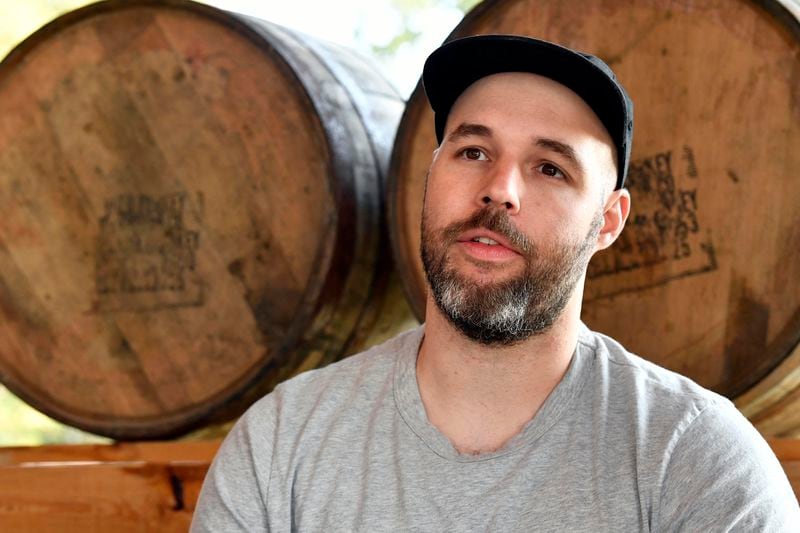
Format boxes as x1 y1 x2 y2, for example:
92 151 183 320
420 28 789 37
192 35 799 531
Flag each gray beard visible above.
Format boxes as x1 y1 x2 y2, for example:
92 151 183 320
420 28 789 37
421 206 601 346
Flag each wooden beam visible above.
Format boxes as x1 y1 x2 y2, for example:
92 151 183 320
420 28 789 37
0 439 221 466
0 461 208 532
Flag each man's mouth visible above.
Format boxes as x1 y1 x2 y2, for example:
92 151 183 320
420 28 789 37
441 207 533 257
457 228 521 253
453 228 525 263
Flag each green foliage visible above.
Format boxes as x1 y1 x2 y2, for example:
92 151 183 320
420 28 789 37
456 0 483 13
0 0 93 60
369 0 481 58
372 27 422 57
0 386 109 446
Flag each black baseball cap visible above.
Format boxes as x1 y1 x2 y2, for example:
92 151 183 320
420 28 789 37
422 35 634 190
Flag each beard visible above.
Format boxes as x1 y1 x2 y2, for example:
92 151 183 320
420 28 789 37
420 205 602 346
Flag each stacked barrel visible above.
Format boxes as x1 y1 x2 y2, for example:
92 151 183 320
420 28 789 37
389 0 800 438
0 0 415 440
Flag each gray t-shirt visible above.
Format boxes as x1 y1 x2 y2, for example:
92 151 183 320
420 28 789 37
191 324 799 532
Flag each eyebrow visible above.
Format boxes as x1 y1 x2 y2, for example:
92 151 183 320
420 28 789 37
446 123 492 142
536 137 584 175
445 125 585 175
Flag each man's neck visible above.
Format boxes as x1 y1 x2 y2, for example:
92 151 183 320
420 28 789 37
416 294 582 456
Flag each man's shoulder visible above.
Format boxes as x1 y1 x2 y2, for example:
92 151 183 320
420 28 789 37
575 323 749 453
283 325 422 389
243 325 423 423
576 324 800 527
579 323 727 412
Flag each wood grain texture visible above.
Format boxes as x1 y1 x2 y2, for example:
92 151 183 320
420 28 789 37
770 438 800 501
388 0 800 428
782 460 800 501
0 439 220 465
737 342 800 436
0 0 413 440
0 461 208 532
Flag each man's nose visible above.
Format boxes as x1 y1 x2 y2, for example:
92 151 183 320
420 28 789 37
477 159 521 214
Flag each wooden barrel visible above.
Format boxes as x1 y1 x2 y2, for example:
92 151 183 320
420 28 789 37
0 0 416 440
388 0 800 434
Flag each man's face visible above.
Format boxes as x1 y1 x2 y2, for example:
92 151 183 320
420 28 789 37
421 72 619 345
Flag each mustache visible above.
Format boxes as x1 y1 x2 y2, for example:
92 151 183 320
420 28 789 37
442 207 533 255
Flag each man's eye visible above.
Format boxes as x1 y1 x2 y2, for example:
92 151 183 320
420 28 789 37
538 163 565 179
460 148 488 161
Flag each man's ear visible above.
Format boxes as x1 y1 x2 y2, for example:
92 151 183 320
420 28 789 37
596 188 631 251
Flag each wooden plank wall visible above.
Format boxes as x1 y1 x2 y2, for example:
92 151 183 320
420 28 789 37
0 440 220 465
0 439 797 531
0 440 219 532
0 462 208 532
770 439 800 502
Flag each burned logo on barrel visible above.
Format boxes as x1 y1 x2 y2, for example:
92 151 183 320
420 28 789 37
586 146 717 301
95 192 203 311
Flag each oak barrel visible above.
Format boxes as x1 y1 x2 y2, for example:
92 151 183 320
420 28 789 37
0 0 415 439
388 0 800 434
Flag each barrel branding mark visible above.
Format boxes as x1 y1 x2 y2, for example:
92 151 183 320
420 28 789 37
95 192 204 311
586 146 716 301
